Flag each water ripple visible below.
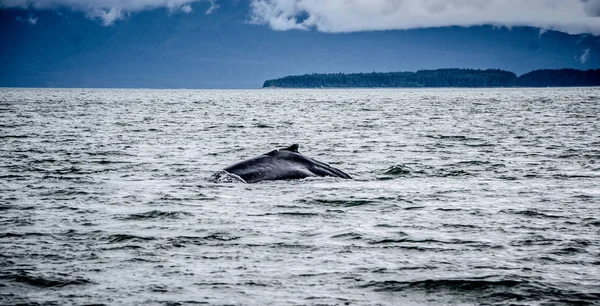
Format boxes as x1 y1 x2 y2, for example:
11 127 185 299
1 87 599 305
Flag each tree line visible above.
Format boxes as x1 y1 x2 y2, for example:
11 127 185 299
262 68 600 88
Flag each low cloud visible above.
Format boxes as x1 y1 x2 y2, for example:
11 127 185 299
0 0 216 25
16 14 37 25
5 0 600 34
205 0 219 14
94 7 122 26
249 0 600 35
181 5 193 14
578 49 591 63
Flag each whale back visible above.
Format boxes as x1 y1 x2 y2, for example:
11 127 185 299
222 144 351 183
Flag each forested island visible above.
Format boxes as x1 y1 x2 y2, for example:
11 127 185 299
262 68 600 88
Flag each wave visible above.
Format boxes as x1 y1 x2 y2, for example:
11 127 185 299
437 169 472 177
0 205 35 211
376 164 478 178
3 272 92 288
356 277 600 304
500 209 564 219
104 234 156 244
0 232 52 238
369 237 481 245
383 164 411 175
252 211 320 217
0 135 29 139
296 198 375 207
425 135 489 145
165 234 241 248
359 277 523 292
118 210 193 220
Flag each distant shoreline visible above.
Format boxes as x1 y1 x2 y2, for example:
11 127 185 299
1 86 599 90
263 68 600 88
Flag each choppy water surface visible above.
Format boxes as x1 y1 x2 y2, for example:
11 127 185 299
1 88 599 305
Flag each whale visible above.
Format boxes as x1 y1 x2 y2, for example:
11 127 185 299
218 144 352 183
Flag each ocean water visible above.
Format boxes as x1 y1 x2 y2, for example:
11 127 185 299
0 87 599 305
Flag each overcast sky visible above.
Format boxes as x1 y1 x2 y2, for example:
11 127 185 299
1 0 598 88
250 0 600 34
2 0 600 34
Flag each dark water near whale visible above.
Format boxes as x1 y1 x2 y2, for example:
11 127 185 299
1 87 599 305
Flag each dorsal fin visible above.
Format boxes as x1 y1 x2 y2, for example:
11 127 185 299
283 144 299 153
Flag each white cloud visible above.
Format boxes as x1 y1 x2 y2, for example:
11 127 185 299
205 0 218 14
16 14 37 25
249 0 600 35
577 34 590 44
0 0 216 25
578 48 591 63
181 5 192 13
93 7 123 26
